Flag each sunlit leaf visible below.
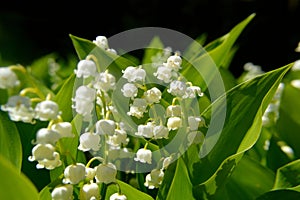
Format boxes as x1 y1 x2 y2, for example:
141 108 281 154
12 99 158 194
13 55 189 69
0 155 39 200
0 111 22 170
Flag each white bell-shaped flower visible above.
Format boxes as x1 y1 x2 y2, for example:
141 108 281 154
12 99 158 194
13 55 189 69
93 36 109 49
143 87 162 104
78 132 101 152
165 54 182 71
166 105 181 117
73 85 96 102
74 59 97 79
127 98 148 118
93 71 116 92
35 100 60 121
95 163 117 184
34 128 61 145
144 169 164 189
36 151 62 170
134 148 152 164
51 122 74 138
167 80 187 97
110 193 127 200
135 122 154 138
153 66 177 83
291 79 300 89
188 116 202 131
167 117 182 130
85 167 96 180
183 86 204 98
63 163 86 184
51 184 73 200
95 119 116 136
1 95 35 123
153 125 169 139
122 66 146 83
121 83 138 98
292 60 300 71
107 129 128 147
79 183 100 200
162 156 172 169
0 67 20 89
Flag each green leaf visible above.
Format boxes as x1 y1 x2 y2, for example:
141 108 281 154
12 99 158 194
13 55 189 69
256 189 300 200
69 34 136 77
182 33 207 60
219 155 275 200
142 36 165 65
105 180 154 200
0 111 22 170
180 13 255 91
0 155 39 200
157 158 194 200
273 159 300 190
190 64 292 199
53 73 76 122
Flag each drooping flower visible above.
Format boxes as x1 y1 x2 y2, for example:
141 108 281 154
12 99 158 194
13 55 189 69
153 65 177 83
134 148 152 164
93 71 116 92
188 116 203 131
78 132 101 152
127 98 148 118
79 183 100 200
34 128 61 145
153 125 169 139
74 59 97 79
165 105 181 117
34 100 60 121
167 117 182 130
63 163 86 184
135 122 154 138
165 54 182 71
95 119 116 136
51 184 73 200
93 36 109 50
51 122 74 138
183 86 204 98
1 95 35 123
144 169 164 189
107 129 129 147
122 66 146 83
121 83 138 98
0 67 20 89
167 80 187 97
143 87 162 104
95 163 117 184
110 193 127 200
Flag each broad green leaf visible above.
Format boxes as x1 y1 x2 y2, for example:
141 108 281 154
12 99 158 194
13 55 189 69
189 64 292 199
0 155 39 200
142 36 165 65
69 34 136 77
276 83 300 158
0 88 8 104
53 73 76 122
273 159 300 190
180 13 255 91
105 180 154 200
157 158 194 200
182 33 207 60
39 187 52 200
218 155 275 200
256 189 300 200
0 111 22 170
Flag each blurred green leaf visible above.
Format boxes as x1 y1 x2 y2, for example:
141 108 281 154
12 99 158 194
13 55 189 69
180 13 256 91
157 158 194 200
0 111 22 170
142 36 164 65
256 189 300 200
218 155 275 200
189 64 292 199
105 180 154 200
0 155 39 200
273 159 300 190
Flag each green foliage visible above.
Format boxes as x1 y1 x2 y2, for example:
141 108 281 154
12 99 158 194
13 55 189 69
0 13 300 200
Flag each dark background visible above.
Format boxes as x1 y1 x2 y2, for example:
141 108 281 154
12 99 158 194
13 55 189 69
0 0 300 77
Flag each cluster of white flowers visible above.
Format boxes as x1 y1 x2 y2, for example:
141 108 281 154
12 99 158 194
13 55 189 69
0 66 20 89
93 36 117 55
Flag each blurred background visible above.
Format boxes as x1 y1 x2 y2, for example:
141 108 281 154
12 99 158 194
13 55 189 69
0 0 300 77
